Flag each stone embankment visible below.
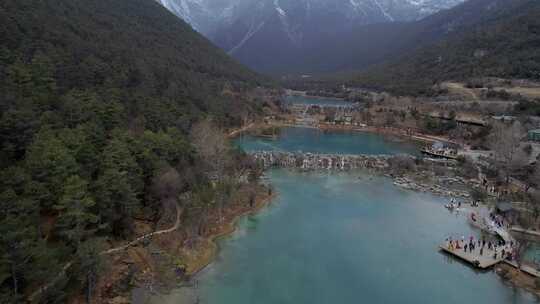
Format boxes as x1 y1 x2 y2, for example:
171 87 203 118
251 151 470 199
393 176 470 198
251 151 393 171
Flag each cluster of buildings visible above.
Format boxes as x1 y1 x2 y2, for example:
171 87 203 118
428 112 540 144
286 103 363 127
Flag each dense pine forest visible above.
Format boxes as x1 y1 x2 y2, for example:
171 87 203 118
0 0 268 302
352 0 540 96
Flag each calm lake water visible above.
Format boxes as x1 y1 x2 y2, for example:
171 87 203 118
151 127 538 304
236 127 420 156
285 95 354 107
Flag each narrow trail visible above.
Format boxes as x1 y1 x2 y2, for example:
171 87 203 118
28 202 183 302
228 123 255 138
101 203 183 255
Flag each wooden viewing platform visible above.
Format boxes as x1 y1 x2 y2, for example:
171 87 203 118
439 244 505 269
441 212 540 276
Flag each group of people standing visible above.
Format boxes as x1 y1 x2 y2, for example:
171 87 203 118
446 235 517 261
489 212 510 229
445 198 462 210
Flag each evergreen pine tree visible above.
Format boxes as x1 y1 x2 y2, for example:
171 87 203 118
74 239 105 304
54 176 99 249
95 168 140 237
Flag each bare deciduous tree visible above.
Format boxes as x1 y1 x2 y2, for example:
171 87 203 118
388 155 416 175
152 166 184 227
489 121 525 185
190 119 233 222
190 119 231 181
152 167 184 201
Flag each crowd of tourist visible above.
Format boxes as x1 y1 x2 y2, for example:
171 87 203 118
445 235 517 261
444 202 522 264
489 212 511 230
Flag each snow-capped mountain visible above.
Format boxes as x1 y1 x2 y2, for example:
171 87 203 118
155 0 238 33
158 0 463 35
157 0 465 73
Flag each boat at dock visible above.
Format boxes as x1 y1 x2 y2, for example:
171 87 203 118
421 148 458 159
421 141 459 160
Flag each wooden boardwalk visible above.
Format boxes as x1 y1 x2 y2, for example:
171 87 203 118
439 244 505 269
504 260 540 278
510 227 540 238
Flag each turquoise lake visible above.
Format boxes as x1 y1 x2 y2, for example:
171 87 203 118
153 127 538 304
235 126 420 156
285 95 354 107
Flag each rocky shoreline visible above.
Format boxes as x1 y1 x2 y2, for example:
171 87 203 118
392 176 471 198
250 150 471 199
251 151 393 171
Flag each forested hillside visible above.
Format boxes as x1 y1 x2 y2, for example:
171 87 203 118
351 0 540 95
0 0 266 302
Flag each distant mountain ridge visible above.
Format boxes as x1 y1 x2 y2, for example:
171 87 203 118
350 0 540 95
285 0 523 75
157 0 464 73
156 0 539 87
158 0 464 33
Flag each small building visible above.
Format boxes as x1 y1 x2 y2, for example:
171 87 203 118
491 115 517 123
528 129 540 142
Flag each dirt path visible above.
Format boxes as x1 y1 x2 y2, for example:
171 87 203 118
101 203 182 255
28 202 183 302
228 123 255 138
